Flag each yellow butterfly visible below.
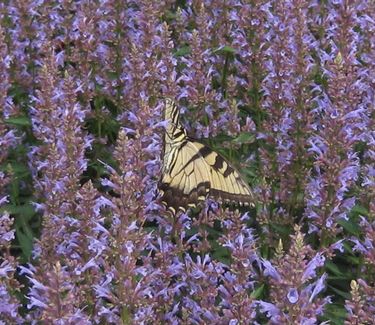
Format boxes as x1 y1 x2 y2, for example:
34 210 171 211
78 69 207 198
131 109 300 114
159 98 254 215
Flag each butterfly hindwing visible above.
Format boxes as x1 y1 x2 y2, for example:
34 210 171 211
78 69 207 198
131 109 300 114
188 140 254 206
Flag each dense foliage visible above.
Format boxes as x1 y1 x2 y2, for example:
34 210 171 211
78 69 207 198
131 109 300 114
0 0 374 324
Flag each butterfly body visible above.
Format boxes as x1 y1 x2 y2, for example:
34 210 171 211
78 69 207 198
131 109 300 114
160 98 254 215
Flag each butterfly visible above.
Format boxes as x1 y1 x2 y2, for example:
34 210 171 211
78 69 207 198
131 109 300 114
159 98 254 215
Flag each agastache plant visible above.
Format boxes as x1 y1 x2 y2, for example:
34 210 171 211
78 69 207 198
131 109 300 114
28 49 92 257
2 0 39 91
217 211 259 323
0 213 24 324
304 1 365 239
0 22 24 325
23 49 100 322
256 0 319 235
0 1 373 324
345 279 375 324
259 225 330 323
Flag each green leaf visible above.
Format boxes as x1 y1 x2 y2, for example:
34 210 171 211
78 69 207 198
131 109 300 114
269 222 291 236
325 261 343 276
345 255 362 265
213 45 236 55
250 284 265 299
342 242 354 254
241 168 257 179
211 244 230 264
338 218 360 236
1 204 36 223
350 204 369 217
323 304 347 325
5 116 32 127
15 225 33 261
164 9 177 20
6 162 30 179
328 285 351 299
174 46 191 57
233 132 255 145
329 275 352 281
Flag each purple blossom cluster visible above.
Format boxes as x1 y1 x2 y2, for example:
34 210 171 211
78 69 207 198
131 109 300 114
0 0 373 324
0 20 24 325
